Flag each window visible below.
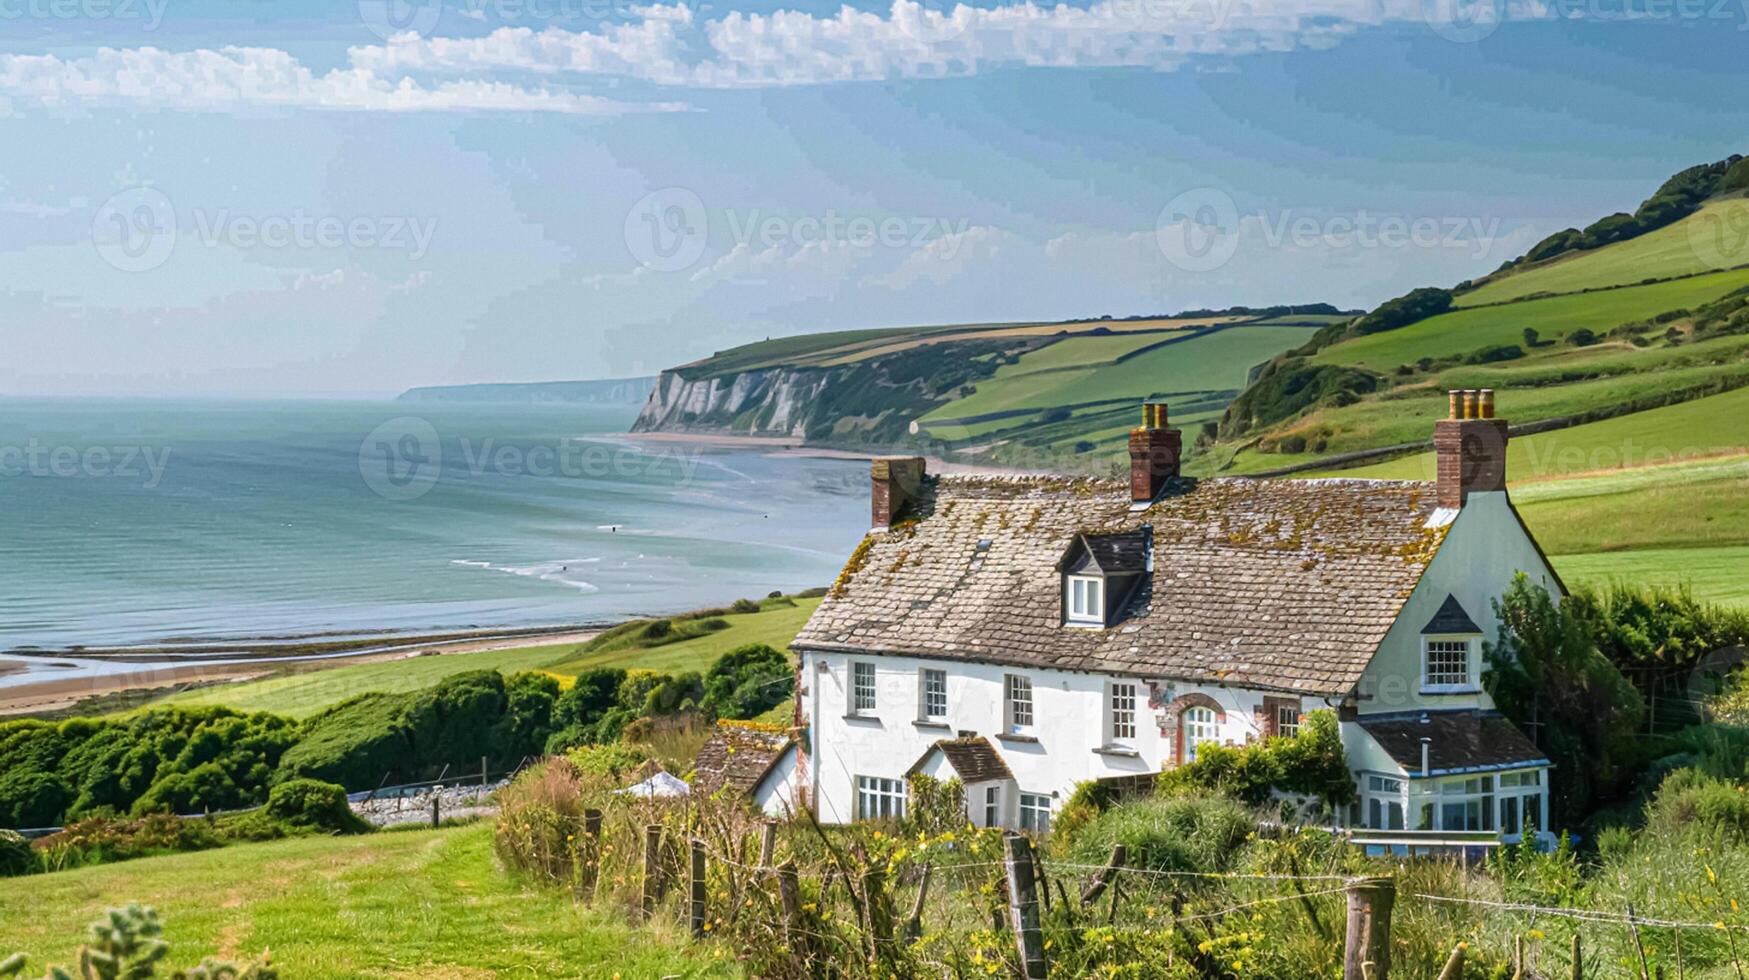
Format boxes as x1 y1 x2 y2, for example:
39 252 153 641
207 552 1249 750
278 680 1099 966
1423 639 1473 688
983 785 1001 828
852 661 877 714
920 669 947 721
856 776 906 820
1005 674 1034 731
1498 771 1544 837
1275 704 1301 738
1018 792 1051 833
1436 775 1494 832
1109 682 1137 743
1365 775 1405 830
1181 706 1217 762
1067 575 1104 624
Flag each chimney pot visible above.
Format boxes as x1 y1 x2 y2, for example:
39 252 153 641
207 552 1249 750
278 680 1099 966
871 456 925 529
1129 403 1181 503
1434 391 1509 508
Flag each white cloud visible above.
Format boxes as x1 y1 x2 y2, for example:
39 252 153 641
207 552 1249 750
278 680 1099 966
867 225 1016 289
0 45 689 114
342 0 1492 90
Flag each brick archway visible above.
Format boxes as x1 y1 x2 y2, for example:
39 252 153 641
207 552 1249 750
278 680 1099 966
1157 692 1225 765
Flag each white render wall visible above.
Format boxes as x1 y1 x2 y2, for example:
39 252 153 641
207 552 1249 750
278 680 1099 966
798 649 1302 825
752 748 802 819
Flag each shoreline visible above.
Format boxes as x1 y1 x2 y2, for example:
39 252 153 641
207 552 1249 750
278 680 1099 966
0 626 606 718
616 430 1044 477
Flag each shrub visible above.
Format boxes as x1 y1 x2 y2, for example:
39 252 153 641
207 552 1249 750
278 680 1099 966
731 598 761 614
1465 344 1524 364
1063 795 1256 874
264 778 370 834
0 831 31 877
701 643 793 720
1157 710 1354 811
1352 287 1453 336
1647 770 1749 839
565 742 651 779
0 904 275 980
1218 359 1381 437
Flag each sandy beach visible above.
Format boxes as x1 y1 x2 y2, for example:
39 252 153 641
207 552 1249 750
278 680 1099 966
0 628 603 717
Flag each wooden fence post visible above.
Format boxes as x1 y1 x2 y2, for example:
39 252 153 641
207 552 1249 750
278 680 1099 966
430 790 441 829
1436 942 1466 980
1004 833 1049 980
1571 932 1583 980
777 860 807 965
689 838 707 938
579 809 603 900
1342 876 1395 980
481 755 489 790
759 820 778 870
1080 844 1126 906
641 824 663 921
903 863 932 944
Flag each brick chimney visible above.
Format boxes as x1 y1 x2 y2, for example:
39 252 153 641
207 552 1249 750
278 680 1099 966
1433 388 1509 508
871 456 926 529
1128 402 1181 504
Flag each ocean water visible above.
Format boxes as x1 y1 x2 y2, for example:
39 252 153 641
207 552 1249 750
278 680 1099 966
0 399 872 652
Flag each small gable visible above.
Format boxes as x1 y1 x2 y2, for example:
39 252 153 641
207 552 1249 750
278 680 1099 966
907 736 1013 785
692 722 794 799
1061 530 1150 575
1421 594 1482 635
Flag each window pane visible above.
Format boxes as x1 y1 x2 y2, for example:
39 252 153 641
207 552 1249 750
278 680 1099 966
1110 683 1136 741
922 669 947 719
1007 675 1034 728
853 662 877 712
1424 640 1470 686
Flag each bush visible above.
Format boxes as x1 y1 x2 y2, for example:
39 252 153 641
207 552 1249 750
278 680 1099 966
1465 344 1525 364
1647 769 1749 839
0 904 275 979
1063 795 1256 874
701 643 793 720
1351 287 1453 335
1156 710 1354 811
731 598 761 614
565 743 651 779
0 831 31 877
264 778 370 834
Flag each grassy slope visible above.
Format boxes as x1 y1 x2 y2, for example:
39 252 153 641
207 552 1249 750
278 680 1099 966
153 597 823 718
1551 546 1749 608
1456 196 1749 307
1310 266 1749 370
920 324 1314 427
0 824 733 980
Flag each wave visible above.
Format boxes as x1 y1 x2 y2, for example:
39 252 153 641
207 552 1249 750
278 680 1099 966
450 558 602 593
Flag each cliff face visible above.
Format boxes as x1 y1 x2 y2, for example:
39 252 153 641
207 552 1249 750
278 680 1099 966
631 367 837 438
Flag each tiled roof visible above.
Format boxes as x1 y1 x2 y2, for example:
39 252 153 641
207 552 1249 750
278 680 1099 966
1422 594 1483 635
1066 530 1150 575
692 723 793 798
794 475 1448 696
1358 711 1548 776
907 736 1013 784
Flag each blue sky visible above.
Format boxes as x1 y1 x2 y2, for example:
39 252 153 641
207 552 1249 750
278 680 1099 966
0 0 1744 395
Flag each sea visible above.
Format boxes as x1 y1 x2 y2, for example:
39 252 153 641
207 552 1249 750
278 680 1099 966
0 398 872 654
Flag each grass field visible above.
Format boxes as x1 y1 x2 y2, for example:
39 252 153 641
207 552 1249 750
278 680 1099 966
0 823 734 979
151 597 824 718
1457 197 1749 307
1551 546 1749 608
919 324 1312 430
1310 266 1749 370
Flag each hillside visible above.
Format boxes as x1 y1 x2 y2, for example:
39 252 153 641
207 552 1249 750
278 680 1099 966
631 306 1352 472
1207 151 1749 603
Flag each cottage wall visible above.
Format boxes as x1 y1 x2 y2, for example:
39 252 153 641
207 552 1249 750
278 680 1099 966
798 649 1299 825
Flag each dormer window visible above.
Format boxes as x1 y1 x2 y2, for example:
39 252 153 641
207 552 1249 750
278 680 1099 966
1059 528 1150 628
1067 575 1104 624
1420 594 1483 694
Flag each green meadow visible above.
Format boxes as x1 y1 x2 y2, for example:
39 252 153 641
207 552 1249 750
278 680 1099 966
0 823 733 980
1457 196 1749 307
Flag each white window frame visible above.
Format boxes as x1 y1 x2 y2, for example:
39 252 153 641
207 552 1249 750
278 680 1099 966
1004 674 1034 732
855 776 906 821
1435 774 1495 832
1066 575 1105 626
851 661 878 715
1275 703 1302 739
1181 705 1217 762
1364 774 1406 830
1107 681 1138 745
983 785 1002 828
1018 792 1051 833
919 668 948 722
1497 770 1546 838
1421 636 1478 692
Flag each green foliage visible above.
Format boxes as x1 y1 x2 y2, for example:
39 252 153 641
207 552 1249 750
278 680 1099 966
700 644 793 720
1506 154 1745 268
1218 358 1381 438
1647 769 1749 839
262 779 369 835
0 830 31 877
1063 794 1256 873
0 904 274 980
1350 286 1454 336
901 775 965 839
1156 710 1355 811
563 743 651 779
1485 575 1647 826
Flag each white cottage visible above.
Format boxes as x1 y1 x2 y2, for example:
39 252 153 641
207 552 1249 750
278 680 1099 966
791 391 1557 841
